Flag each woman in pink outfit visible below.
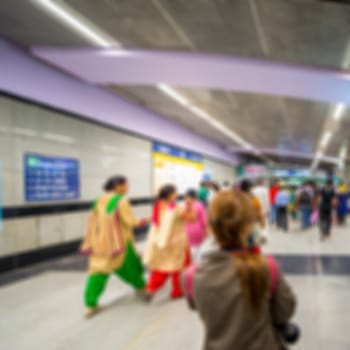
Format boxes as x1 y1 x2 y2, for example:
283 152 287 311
184 189 208 260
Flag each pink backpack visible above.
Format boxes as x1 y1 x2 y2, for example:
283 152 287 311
184 255 278 300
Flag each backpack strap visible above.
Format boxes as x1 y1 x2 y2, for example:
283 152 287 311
184 264 198 299
266 255 278 297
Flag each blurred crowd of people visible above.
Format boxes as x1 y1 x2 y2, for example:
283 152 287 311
262 178 349 240
79 174 350 348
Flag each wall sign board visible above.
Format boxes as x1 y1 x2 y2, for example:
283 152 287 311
24 153 80 202
152 142 203 194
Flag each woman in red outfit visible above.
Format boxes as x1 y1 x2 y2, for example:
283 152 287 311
144 184 191 299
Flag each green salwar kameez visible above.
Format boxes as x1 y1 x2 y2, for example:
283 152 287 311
81 193 146 308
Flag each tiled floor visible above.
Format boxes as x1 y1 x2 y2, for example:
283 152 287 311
1 223 350 350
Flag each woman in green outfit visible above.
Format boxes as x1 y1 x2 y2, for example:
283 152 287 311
80 175 149 317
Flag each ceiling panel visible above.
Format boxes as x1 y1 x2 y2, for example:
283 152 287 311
1 0 349 164
1 0 350 68
0 0 84 46
107 84 341 158
107 85 235 147
65 0 188 49
255 0 350 68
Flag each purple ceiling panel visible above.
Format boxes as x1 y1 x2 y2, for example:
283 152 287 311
33 47 350 105
0 40 236 164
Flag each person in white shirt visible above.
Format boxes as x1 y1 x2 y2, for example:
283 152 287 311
252 179 270 241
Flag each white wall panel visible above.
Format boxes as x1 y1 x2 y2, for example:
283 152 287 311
15 218 38 253
203 158 235 186
0 218 38 255
0 95 236 258
133 204 152 219
0 220 18 256
62 213 87 242
0 96 152 205
38 215 64 248
2 171 15 206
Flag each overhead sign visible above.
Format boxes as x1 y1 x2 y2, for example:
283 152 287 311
272 169 311 177
152 142 203 162
24 153 80 202
236 164 267 178
152 142 203 194
245 164 267 177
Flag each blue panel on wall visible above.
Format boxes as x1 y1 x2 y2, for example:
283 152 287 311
152 142 203 162
24 153 80 202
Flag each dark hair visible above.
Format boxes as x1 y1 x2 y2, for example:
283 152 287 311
158 184 177 201
103 175 127 192
212 182 220 192
185 189 197 199
326 179 333 186
240 179 252 193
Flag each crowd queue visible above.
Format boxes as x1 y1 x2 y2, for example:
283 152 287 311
79 174 348 349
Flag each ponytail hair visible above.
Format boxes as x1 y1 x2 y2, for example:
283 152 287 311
234 254 269 314
209 190 269 313
103 175 127 192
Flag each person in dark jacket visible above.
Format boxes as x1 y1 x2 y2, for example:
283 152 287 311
318 179 337 240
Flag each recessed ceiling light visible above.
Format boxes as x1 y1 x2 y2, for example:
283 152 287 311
320 131 332 148
157 84 190 107
32 0 120 48
157 83 258 153
333 103 345 121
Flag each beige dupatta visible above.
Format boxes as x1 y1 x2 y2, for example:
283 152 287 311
80 194 124 257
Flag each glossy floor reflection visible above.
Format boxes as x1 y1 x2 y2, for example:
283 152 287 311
1 224 350 350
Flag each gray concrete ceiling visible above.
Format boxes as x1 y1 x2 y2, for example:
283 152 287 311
1 0 350 163
109 85 334 154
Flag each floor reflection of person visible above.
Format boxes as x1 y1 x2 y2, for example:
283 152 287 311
80 175 149 317
144 184 191 299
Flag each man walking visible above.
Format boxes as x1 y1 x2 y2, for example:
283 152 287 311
297 181 314 229
319 179 337 240
275 185 290 232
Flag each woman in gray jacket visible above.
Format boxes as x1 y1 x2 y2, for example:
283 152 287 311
183 190 297 350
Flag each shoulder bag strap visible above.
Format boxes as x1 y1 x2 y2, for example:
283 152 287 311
266 255 278 297
185 264 198 299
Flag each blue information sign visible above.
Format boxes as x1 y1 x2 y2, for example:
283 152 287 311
24 153 80 202
153 142 203 162
272 169 311 178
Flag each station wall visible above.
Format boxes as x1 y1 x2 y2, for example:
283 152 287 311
203 158 235 186
0 94 234 260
